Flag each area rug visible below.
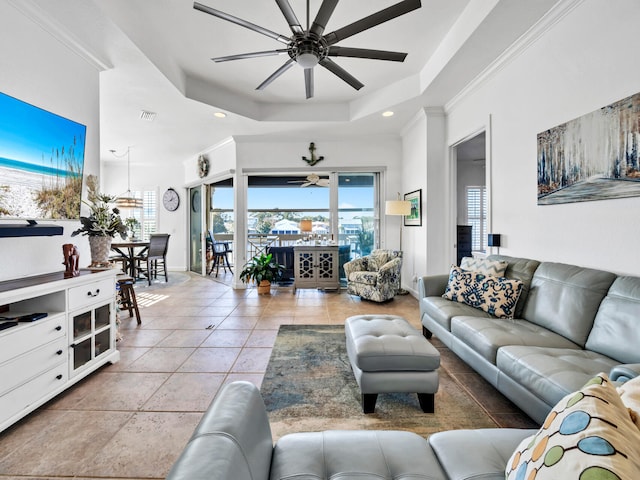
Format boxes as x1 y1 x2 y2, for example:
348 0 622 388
261 325 497 439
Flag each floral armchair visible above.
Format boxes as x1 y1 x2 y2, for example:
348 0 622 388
343 249 402 302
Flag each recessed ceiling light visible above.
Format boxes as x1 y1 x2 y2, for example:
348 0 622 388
214 112 227 118
382 111 394 117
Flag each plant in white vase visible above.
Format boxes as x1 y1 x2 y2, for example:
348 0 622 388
71 175 127 267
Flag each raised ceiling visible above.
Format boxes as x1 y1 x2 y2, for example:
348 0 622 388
24 0 561 166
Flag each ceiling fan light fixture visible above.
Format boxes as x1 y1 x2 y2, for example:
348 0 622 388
297 52 319 68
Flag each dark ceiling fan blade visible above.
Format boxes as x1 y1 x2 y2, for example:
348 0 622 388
275 0 303 34
327 46 407 62
309 0 339 38
319 58 364 91
194 2 290 44
213 49 289 62
323 0 421 45
256 58 296 90
304 68 314 99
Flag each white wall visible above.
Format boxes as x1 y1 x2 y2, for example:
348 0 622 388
0 2 101 282
444 0 640 276
401 112 428 292
102 157 187 272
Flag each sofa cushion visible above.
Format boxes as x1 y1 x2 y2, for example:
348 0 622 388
487 255 540 318
505 374 640 480
451 317 579 364
348 270 378 286
443 266 523 319
497 346 619 408
521 262 616 347
271 430 447 480
460 256 508 277
586 276 640 364
367 249 393 271
429 428 535 480
421 296 491 331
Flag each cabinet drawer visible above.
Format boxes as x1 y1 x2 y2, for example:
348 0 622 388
0 337 67 396
0 315 66 365
0 363 67 428
68 278 115 311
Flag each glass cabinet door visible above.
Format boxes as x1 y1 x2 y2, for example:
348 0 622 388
70 302 113 374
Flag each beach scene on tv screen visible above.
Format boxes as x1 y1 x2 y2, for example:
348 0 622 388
0 92 86 220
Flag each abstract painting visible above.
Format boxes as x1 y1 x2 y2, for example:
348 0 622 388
537 91 640 205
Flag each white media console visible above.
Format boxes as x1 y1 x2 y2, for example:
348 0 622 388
0 269 119 432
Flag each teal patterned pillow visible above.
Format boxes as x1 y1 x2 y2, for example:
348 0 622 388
443 265 523 319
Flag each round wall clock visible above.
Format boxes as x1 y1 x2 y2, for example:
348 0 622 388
162 188 180 211
198 155 209 178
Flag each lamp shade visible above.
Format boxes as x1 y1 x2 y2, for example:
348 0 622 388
487 234 501 247
299 219 313 232
385 200 411 216
115 195 143 209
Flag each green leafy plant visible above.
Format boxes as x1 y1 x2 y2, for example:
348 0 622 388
71 175 127 238
238 253 285 285
124 217 140 237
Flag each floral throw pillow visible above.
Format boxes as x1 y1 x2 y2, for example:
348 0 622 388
442 265 523 319
506 373 640 480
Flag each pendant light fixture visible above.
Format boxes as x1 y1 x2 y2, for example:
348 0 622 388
111 147 143 209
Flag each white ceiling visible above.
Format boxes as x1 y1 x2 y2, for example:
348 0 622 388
28 0 561 168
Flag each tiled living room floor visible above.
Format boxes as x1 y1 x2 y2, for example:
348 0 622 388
0 272 534 479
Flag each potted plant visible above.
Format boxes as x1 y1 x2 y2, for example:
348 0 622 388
239 253 285 294
71 175 127 267
124 217 141 240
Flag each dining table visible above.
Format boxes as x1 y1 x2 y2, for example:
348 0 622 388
111 240 149 279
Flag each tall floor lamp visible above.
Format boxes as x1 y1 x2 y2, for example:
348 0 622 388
385 194 411 295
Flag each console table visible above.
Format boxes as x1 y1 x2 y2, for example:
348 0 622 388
293 245 340 291
0 269 119 432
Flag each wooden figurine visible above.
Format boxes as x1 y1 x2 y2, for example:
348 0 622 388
62 243 80 278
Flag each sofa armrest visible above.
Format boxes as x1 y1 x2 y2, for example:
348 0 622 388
343 257 366 277
166 381 273 480
418 274 450 298
609 364 640 383
378 257 402 275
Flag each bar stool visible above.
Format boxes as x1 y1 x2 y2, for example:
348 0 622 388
116 275 141 325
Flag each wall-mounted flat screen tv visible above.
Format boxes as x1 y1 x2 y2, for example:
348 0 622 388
0 91 86 220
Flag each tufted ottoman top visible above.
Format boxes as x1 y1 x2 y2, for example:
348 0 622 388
346 314 440 372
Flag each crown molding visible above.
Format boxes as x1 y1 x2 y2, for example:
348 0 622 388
444 0 585 113
7 0 111 71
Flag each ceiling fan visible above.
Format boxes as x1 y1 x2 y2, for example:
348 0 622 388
288 173 330 187
193 0 422 99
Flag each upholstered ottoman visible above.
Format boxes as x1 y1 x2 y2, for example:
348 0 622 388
345 314 440 413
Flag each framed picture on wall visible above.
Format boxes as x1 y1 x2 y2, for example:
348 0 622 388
404 189 422 226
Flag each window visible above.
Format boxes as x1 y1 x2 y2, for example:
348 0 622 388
127 189 157 241
466 186 486 252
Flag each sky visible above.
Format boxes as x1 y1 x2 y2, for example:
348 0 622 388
0 92 86 167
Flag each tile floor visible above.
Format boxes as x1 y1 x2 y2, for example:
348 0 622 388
0 272 431 479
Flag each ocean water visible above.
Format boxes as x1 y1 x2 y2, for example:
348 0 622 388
0 156 81 178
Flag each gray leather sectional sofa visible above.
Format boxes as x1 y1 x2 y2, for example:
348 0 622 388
166 380 537 480
419 254 640 424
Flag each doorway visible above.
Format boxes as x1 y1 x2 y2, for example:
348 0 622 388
455 132 486 263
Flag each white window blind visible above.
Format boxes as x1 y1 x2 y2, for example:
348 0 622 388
466 186 487 252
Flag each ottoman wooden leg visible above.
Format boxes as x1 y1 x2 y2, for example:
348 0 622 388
362 393 378 414
417 393 435 413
